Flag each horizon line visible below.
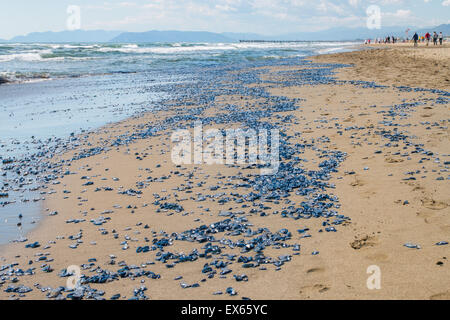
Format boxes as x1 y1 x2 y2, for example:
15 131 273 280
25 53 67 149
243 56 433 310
2 23 449 41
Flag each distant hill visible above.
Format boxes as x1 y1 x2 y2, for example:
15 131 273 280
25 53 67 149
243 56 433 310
9 30 123 43
3 24 448 43
112 30 234 43
416 24 450 35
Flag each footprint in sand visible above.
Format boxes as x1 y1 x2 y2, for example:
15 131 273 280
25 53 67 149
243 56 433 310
385 157 404 163
407 182 424 192
350 179 365 187
421 198 448 211
299 284 330 295
362 190 377 199
350 235 378 250
416 211 435 220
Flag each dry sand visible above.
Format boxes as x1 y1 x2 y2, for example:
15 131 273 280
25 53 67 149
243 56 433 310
313 44 450 90
0 46 449 300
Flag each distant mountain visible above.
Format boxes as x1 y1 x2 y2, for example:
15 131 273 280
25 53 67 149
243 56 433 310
112 30 234 43
4 24 448 44
9 30 123 43
416 24 450 35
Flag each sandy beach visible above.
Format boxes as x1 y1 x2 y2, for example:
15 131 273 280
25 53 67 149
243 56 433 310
0 45 449 300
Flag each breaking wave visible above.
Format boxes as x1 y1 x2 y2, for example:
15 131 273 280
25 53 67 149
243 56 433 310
0 41 360 83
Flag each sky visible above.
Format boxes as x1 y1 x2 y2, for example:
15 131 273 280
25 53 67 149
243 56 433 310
0 0 449 39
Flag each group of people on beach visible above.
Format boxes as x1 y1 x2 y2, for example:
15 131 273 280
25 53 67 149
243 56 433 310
365 36 398 44
412 31 444 47
365 31 445 47
419 32 444 46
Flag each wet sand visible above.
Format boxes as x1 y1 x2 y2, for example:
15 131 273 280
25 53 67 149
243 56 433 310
0 46 449 300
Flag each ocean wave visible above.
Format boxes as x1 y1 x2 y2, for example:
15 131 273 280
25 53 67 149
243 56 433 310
316 45 358 54
0 41 361 83
0 52 45 62
0 42 361 61
97 41 360 55
96 44 239 54
0 50 99 62
0 71 52 83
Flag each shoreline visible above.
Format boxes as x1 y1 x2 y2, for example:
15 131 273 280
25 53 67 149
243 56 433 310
0 43 363 246
0 45 448 300
0 44 361 247
0 112 150 251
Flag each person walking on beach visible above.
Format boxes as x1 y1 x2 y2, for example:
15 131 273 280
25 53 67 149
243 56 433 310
413 32 419 47
425 32 431 46
439 32 444 46
433 32 438 45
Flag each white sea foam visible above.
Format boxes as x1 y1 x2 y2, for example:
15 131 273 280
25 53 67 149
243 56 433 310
0 71 52 84
317 47 346 54
0 41 361 83
96 44 238 54
0 42 361 61
0 52 44 62
91 41 360 55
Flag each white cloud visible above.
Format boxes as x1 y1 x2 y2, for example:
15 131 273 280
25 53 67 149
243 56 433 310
392 9 412 18
348 0 359 7
82 0 449 35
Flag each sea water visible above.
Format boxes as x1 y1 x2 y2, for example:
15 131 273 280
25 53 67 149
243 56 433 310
0 41 360 244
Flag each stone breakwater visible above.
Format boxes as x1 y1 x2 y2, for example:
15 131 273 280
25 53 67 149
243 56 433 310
0 52 449 300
